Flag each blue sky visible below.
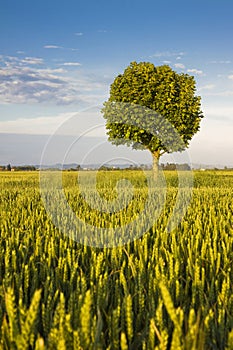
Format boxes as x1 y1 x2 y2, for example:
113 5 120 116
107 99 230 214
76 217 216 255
0 0 233 166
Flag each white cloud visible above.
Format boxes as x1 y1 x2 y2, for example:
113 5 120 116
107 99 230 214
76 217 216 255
38 68 67 74
174 63 185 69
75 32 83 36
204 90 233 97
202 105 233 120
43 45 63 49
198 84 215 91
162 60 171 64
21 57 44 65
187 68 204 75
5 56 18 61
0 55 108 105
210 60 231 64
228 75 233 80
43 45 79 52
62 62 82 66
150 51 185 58
0 113 74 134
0 109 107 137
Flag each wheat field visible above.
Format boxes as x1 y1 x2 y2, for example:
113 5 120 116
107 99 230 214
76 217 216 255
0 170 232 349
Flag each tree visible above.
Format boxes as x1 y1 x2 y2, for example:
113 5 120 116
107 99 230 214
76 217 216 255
102 62 204 176
6 164 11 171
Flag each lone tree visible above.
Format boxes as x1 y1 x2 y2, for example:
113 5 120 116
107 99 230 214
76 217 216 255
102 62 204 176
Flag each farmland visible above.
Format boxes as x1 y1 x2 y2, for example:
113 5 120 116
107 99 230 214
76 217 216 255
0 170 233 349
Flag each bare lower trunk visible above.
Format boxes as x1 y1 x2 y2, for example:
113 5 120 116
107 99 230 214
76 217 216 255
152 150 160 179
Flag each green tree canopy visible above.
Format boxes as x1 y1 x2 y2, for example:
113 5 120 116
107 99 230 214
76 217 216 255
102 61 204 174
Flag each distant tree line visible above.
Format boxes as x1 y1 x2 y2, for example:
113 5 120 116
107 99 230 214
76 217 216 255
160 163 191 171
1 163 232 172
14 165 37 171
0 164 36 171
0 164 12 171
98 163 192 171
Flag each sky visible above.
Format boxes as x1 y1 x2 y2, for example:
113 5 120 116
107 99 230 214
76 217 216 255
0 0 233 167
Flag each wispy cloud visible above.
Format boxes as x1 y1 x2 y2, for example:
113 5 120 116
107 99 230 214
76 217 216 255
0 110 106 136
43 45 63 49
187 68 204 75
203 90 233 97
43 45 79 52
75 32 83 36
198 84 215 91
210 60 231 64
62 62 82 66
0 113 73 134
21 57 44 65
228 74 233 80
150 51 185 58
203 105 233 121
174 63 185 69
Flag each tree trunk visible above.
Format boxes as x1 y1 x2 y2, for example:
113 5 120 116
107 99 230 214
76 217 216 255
152 150 160 179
